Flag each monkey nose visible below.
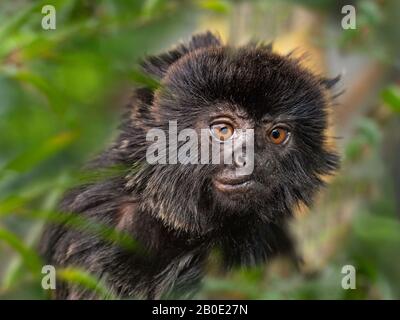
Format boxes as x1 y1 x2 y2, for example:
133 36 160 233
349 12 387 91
233 153 247 168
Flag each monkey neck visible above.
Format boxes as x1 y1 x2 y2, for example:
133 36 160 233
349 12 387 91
80 161 294 268
124 201 293 268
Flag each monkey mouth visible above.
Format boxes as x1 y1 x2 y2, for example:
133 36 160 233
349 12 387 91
213 176 255 193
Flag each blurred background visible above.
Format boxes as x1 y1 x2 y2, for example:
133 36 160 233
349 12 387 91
0 0 399 299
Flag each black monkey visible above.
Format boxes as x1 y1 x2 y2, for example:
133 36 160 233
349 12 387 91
39 32 340 299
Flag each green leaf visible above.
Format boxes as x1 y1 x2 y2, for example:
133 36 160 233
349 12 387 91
354 215 400 243
198 0 231 14
0 209 139 252
128 68 161 90
381 86 400 113
0 228 42 289
141 0 167 18
3 131 77 173
57 267 116 299
0 67 66 113
0 2 42 41
357 118 381 145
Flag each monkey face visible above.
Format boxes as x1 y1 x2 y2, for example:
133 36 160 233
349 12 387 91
130 40 339 234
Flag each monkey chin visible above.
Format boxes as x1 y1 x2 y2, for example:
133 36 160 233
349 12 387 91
212 177 259 213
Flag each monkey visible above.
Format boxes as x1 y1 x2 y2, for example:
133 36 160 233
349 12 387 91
39 31 340 299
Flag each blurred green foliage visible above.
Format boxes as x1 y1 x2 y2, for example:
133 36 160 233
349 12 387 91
0 0 199 299
0 0 399 299
382 86 400 113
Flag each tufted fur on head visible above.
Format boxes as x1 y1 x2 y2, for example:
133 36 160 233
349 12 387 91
40 31 340 299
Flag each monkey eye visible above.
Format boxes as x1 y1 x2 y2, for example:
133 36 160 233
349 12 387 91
210 123 235 142
269 127 290 145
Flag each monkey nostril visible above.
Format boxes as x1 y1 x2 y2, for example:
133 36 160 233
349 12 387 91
234 154 247 168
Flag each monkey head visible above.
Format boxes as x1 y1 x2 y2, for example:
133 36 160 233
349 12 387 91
121 32 340 236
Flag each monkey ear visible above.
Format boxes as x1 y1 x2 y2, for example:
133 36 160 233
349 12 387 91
247 40 273 52
186 31 221 51
320 74 341 90
141 31 221 78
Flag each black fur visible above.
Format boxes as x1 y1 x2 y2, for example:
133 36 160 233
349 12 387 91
39 31 340 299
